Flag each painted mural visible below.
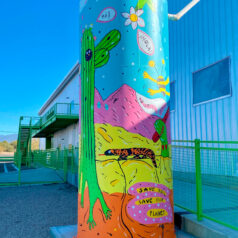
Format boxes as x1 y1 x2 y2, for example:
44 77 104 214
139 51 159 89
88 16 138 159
78 0 175 237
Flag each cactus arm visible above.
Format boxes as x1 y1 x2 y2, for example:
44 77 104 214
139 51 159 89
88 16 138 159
94 29 121 68
135 0 148 11
95 49 110 68
95 30 121 52
135 0 156 11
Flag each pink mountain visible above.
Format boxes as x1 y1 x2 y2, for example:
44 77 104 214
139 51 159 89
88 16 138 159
94 84 171 143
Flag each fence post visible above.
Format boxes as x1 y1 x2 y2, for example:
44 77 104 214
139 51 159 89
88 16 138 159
18 151 22 186
195 139 203 221
56 147 60 170
71 146 74 174
63 149 68 183
28 117 33 168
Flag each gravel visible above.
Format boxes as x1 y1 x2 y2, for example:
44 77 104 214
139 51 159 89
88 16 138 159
0 184 78 238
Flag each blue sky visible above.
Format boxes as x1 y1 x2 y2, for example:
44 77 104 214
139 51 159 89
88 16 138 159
0 0 79 134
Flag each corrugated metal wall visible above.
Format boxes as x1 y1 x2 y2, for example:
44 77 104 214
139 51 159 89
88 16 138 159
168 0 238 141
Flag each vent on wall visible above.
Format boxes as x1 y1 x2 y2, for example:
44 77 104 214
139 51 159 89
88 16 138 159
193 57 231 106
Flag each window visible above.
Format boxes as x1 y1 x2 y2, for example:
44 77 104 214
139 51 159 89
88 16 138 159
193 57 231 106
170 81 175 111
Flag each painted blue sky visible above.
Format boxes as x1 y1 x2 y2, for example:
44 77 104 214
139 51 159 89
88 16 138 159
0 0 79 134
80 0 170 101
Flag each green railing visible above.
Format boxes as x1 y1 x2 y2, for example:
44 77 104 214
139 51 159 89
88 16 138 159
172 140 238 231
0 156 14 162
31 147 79 182
18 103 79 129
19 116 41 128
41 103 79 126
16 103 79 166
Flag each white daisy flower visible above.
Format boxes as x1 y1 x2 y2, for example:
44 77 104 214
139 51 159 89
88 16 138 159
122 7 145 30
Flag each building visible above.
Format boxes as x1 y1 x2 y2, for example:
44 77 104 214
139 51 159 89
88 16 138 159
37 63 80 150
34 0 238 150
169 0 238 142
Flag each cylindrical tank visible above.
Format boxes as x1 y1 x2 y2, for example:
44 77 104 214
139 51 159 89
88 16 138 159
78 0 175 237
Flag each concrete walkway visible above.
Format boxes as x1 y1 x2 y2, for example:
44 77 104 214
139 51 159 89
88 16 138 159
0 166 64 184
174 178 238 229
175 206 238 238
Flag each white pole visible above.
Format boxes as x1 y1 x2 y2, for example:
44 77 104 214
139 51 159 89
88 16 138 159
168 0 200 21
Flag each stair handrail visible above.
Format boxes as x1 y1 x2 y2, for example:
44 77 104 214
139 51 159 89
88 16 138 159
16 116 23 168
27 117 33 167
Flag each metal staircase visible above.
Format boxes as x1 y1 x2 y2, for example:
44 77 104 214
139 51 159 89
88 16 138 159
15 102 79 166
16 117 41 165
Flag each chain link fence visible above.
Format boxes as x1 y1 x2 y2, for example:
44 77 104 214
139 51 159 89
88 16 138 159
172 140 238 231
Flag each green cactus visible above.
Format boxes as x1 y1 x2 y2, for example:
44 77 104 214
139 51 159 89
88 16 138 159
79 28 121 230
135 0 155 11
154 119 169 158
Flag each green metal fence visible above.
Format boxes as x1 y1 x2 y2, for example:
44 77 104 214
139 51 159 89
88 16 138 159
0 147 78 186
31 147 79 181
4 138 238 230
0 156 14 162
172 140 238 231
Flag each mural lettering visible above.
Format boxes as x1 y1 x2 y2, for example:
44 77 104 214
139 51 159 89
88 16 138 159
137 29 155 55
127 182 173 224
97 7 117 23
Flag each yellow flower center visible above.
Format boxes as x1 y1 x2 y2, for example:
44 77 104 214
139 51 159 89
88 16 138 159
130 14 138 22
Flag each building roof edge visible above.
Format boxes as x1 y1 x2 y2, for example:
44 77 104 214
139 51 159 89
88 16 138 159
38 62 80 116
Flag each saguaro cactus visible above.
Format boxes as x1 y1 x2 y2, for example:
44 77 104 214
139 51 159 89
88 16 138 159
79 28 121 229
135 0 154 11
154 119 169 158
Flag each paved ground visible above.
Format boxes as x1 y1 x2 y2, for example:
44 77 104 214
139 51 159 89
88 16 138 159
0 163 17 174
176 229 196 237
50 224 195 238
0 183 195 238
0 184 77 238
